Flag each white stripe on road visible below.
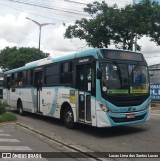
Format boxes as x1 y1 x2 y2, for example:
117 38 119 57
0 139 20 142
0 134 11 137
0 130 4 132
0 146 32 151
151 113 160 116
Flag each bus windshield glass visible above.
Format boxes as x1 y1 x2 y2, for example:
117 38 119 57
101 63 149 95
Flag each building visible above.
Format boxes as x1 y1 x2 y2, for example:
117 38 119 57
149 64 160 84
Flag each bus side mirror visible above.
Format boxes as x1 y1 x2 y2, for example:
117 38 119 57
97 68 102 79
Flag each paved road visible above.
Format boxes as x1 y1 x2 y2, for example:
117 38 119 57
8 110 160 161
0 123 77 161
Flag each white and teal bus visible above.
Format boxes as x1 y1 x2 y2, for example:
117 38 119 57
0 78 3 98
3 49 150 128
0 69 3 98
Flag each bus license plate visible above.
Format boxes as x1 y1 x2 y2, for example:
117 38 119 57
126 114 135 119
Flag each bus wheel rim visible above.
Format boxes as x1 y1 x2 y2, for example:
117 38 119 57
65 111 73 123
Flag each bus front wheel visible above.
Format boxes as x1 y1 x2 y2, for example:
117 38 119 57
18 101 24 116
63 107 75 129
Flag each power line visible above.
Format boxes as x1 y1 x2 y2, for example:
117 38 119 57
3 0 88 16
0 3 68 23
1 0 88 23
0 2 84 23
64 0 132 4
64 0 87 5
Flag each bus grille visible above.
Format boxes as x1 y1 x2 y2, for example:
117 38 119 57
107 94 149 107
110 114 146 123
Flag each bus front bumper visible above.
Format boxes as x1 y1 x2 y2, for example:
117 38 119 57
96 109 150 127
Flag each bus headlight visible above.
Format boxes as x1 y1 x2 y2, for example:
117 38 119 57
145 102 151 110
98 102 110 112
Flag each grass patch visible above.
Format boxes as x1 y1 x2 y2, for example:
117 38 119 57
0 112 17 122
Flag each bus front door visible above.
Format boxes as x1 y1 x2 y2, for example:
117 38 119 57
76 64 94 123
34 71 43 113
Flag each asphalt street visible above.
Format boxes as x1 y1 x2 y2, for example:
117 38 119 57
0 123 78 161
0 110 160 161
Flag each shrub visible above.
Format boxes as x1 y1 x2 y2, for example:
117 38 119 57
0 100 7 115
0 112 17 122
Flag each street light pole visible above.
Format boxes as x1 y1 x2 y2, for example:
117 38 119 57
26 17 55 51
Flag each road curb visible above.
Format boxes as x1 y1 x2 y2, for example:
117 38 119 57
15 122 110 161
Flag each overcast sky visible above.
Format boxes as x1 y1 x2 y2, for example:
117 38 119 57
0 0 160 66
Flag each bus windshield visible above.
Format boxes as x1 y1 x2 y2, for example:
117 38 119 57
101 63 149 95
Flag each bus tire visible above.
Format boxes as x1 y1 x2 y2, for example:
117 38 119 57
18 101 24 116
63 107 75 129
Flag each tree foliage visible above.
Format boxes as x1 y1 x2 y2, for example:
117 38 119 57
65 0 160 51
0 47 48 69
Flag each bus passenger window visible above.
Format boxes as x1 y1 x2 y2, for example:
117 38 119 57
27 70 33 85
45 64 59 85
17 72 22 86
11 74 15 87
60 62 73 84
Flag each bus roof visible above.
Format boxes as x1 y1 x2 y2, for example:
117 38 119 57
4 48 143 74
4 48 100 74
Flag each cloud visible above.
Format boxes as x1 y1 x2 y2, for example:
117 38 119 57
0 0 159 66
139 36 160 55
26 41 37 48
44 25 90 55
0 13 30 44
137 36 160 65
0 39 17 50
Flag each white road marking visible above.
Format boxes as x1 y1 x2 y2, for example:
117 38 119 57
0 130 4 132
0 146 32 150
0 139 20 142
151 113 160 116
0 134 11 137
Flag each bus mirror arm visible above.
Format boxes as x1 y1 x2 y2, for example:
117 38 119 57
97 68 102 79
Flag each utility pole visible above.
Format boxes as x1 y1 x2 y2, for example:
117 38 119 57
26 17 55 52
133 0 136 5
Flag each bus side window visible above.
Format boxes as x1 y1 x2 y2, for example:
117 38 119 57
22 71 27 86
18 72 22 86
27 70 33 86
3 76 7 88
7 76 11 90
45 64 59 85
60 62 73 84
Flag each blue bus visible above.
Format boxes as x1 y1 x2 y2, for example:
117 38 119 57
3 49 150 128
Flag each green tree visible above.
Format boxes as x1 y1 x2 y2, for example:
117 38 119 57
65 1 118 48
0 47 48 69
65 0 160 51
147 0 160 45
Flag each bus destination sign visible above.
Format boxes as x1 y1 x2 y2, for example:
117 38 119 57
101 50 143 61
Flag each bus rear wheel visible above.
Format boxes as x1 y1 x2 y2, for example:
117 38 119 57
63 107 75 129
18 101 24 116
